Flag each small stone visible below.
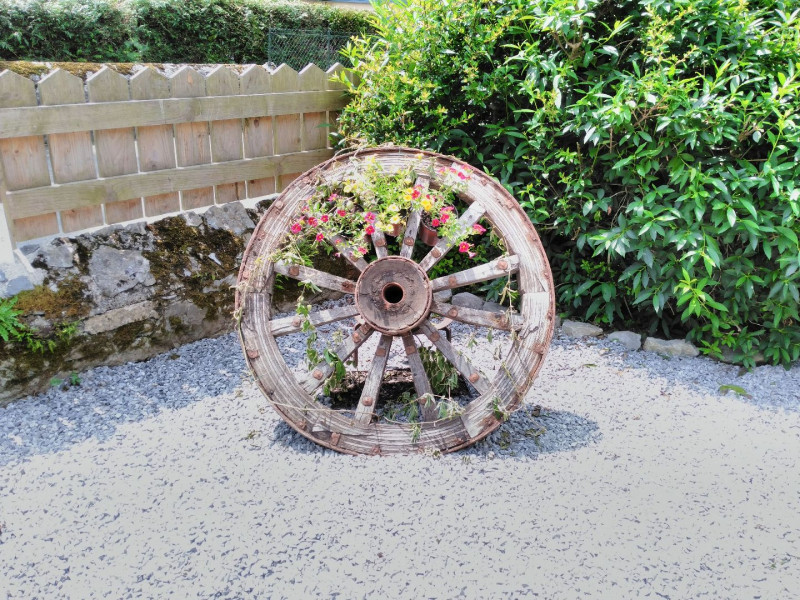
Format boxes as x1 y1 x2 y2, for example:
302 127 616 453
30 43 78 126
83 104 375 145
204 202 255 236
183 211 203 228
562 320 603 338
643 337 699 357
39 242 75 269
481 300 505 314
452 292 484 311
432 289 452 302
487 451 495 459
83 301 158 335
5 275 34 296
608 330 642 351
88 246 155 298
0 269 6 283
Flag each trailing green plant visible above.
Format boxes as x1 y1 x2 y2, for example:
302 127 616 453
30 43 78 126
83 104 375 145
0 0 373 63
338 0 800 367
0 296 78 354
418 346 459 397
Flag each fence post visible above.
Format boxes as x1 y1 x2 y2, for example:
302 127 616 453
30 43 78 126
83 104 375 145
0 163 16 264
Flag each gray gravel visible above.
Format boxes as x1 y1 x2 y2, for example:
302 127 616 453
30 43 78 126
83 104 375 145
1 326 799 599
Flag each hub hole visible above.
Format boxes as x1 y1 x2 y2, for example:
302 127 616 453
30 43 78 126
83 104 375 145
383 283 404 304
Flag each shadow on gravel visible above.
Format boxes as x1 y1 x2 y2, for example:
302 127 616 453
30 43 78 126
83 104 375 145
0 334 247 467
268 407 601 459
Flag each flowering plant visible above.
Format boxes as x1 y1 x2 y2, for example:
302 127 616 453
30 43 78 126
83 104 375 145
274 155 485 264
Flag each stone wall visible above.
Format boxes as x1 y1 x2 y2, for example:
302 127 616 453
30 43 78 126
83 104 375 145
0 198 348 403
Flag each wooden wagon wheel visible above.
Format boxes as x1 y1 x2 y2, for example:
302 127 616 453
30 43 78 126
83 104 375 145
235 147 555 455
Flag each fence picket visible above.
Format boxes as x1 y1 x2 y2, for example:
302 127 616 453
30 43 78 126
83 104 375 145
271 64 301 191
171 67 214 210
38 69 102 233
299 64 328 152
326 63 348 149
206 66 245 204
87 67 142 224
0 70 58 241
240 65 275 198
130 68 180 217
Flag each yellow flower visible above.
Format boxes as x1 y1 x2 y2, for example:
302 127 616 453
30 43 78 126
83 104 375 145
421 198 433 211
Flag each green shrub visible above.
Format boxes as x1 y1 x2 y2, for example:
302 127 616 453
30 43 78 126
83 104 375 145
338 0 800 367
0 0 373 64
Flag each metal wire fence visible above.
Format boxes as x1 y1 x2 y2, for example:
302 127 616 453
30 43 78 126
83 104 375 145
266 29 358 70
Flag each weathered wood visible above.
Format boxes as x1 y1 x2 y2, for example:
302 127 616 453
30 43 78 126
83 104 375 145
430 254 519 292
38 69 102 233
171 67 213 210
298 324 375 395
240 65 275 198
431 300 523 331
273 261 357 294
326 64 347 150
401 332 437 420
0 91 349 138
130 68 180 216
418 201 487 272
300 64 328 152
272 65 302 191
354 334 393 424
0 70 57 240
269 304 358 336
87 67 142 224
418 320 490 395
6 150 334 219
371 229 388 258
328 234 369 271
400 176 429 259
237 147 556 454
206 66 245 204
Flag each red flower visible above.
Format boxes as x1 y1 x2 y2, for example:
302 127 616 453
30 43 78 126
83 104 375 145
458 241 471 253
336 209 347 217
321 214 330 223
411 187 421 200
364 212 377 223
365 224 376 235
432 218 441 227
301 205 310 213
458 171 467 180
472 223 486 234
440 213 450 224
307 217 318 227
315 232 324 242
290 222 302 234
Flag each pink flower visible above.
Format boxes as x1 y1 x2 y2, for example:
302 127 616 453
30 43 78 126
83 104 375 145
301 205 310 214
432 218 441 227
472 223 486 234
327 193 338 202
365 224 376 235
358 246 367 255
364 212 377 223
442 206 454 213
440 213 450 224
458 241 471 253
411 187 421 200
290 222 302 234
315 232 324 242
468 251 476 258
458 171 467 180
336 209 347 217
307 216 318 227
321 214 330 223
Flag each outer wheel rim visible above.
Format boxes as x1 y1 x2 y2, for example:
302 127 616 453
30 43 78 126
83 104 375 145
235 147 556 455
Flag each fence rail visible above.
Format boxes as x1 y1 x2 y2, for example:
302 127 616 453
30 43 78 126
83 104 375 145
0 63 351 262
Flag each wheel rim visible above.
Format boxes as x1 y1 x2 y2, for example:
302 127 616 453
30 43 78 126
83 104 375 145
236 147 556 455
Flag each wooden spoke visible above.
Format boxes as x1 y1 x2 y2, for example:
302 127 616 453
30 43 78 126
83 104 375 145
400 175 429 258
298 324 375 394
274 262 356 294
418 202 487 271
418 320 490 395
269 304 359 337
431 300 523 331
430 254 519 292
354 334 393 424
328 234 369 271
372 229 388 259
401 333 437 420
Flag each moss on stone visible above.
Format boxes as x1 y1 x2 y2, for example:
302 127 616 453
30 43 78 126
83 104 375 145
14 276 90 321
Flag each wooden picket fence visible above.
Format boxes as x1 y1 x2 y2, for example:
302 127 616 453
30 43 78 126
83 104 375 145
0 63 351 262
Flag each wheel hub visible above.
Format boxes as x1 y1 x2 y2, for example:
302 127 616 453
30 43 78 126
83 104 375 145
355 256 432 335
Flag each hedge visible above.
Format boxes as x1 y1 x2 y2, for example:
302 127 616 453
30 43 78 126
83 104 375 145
337 0 800 368
0 0 374 63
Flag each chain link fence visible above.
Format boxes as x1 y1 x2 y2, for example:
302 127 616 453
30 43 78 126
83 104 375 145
266 29 358 70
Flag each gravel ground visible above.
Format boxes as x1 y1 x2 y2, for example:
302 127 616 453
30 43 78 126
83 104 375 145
1 326 799 599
